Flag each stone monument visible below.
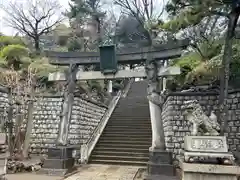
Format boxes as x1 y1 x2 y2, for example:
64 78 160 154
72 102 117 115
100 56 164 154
179 100 240 180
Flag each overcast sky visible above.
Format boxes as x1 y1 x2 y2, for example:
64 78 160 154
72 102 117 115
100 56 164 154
0 0 166 36
0 0 71 35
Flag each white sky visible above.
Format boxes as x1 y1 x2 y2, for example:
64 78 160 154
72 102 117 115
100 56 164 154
0 0 166 36
0 0 71 35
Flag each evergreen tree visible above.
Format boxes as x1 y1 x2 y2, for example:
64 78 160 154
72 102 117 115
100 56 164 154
165 0 240 134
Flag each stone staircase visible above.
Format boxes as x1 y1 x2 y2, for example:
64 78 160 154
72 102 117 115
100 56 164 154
89 80 151 166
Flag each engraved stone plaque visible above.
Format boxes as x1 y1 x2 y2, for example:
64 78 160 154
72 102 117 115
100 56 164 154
184 136 228 153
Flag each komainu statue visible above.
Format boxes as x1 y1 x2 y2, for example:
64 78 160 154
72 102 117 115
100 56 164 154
183 100 220 136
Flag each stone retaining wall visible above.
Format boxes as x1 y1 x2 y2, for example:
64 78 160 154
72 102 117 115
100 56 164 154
30 96 63 154
30 95 107 154
0 89 9 129
0 86 108 155
69 96 107 146
162 91 240 160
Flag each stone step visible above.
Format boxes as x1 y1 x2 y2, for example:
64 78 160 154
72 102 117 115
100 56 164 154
115 104 149 107
115 105 149 107
97 139 151 145
91 154 149 162
92 150 149 157
112 109 149 112
109 116 150 119
107 121 151 124
107 120 151 123
111 113 150 116
106 125 152 128
113 107 149 110
106 124 151 127
89 159 147 166
102 130 151 135
106 123 150 126
111 114 150 117
100 133 151 138
95 143 150 149
93 147 149 153
104 127 151 131
99 136 151 141
108 119 150 122
90 81 151 166
115 103 148 105
103 128 152 132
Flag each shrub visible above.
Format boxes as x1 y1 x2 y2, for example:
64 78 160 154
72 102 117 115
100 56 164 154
57 35 69 46
67 37 82 51
0 44 29 70
0 36 25 48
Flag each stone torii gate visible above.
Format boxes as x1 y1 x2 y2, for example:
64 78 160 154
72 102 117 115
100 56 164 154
44 40 189 178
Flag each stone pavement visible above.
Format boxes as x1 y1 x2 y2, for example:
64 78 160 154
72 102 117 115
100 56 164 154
5 165 140 180
6 173 62 180
65 164 140 180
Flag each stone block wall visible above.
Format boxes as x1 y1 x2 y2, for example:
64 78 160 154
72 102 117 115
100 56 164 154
0 85 108 155
30 96 63 154
0 89 9 130
162 91 240 160
69 96 107 145
30 95 107 154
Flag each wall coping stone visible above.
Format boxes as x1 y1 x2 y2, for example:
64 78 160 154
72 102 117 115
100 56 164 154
167 89 240 97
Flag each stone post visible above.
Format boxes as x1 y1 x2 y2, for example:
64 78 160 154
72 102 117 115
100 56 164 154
148 100 165 150
40 64 78 176
145 61 175 179
162 60 168 91
108 80 113 93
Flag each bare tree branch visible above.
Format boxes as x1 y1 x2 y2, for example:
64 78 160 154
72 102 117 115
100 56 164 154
114 0 165 44
1 0 65 51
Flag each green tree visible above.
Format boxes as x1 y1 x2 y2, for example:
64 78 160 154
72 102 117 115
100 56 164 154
68 0 105 47
165 0 240 134
0 44 30 70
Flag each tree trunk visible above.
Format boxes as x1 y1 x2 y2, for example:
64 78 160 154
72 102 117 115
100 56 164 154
218 11 240 135
14 113 23 157
34 36 40 53
7 91 13 156
22 87 34 158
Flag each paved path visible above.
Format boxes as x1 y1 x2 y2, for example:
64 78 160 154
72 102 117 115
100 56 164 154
5 165 140 180
65 165 139 180
6 173 62 180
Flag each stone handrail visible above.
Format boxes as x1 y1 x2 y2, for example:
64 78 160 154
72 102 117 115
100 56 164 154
122 78 134 97
79 90 122 164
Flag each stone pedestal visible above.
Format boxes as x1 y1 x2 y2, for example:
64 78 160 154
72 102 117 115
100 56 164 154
179 159 240 180
145 148 175 180
38 146 76 176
